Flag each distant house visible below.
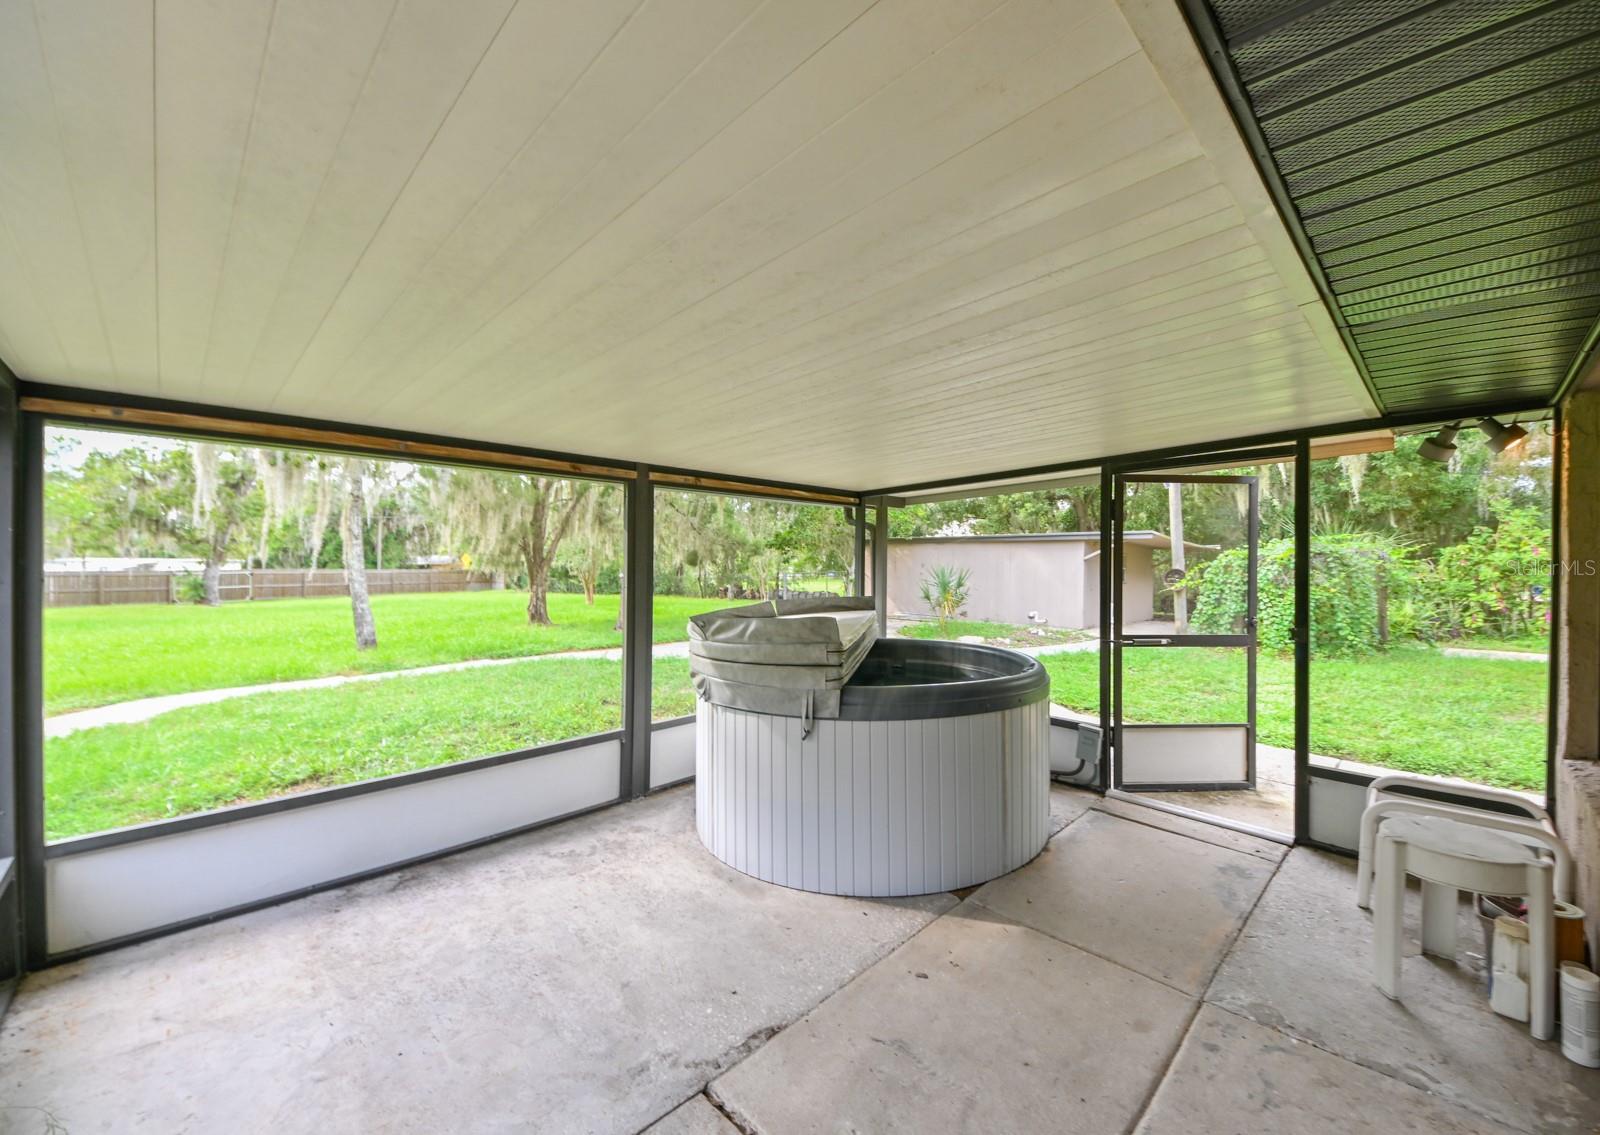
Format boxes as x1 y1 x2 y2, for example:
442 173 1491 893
886 532 1214 630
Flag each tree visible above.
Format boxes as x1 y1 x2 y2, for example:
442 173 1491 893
341 458 377 649
45 443 188 559
653 490 853 599
252 450 310 568
890 485 1098 539
439 469 591 624
1168 482 1189 633
563 485 623 605
303 458 336 574
189 444 260 605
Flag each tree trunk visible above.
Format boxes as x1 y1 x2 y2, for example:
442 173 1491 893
525 553 552 625
615 569 625 632
343 460 377 650
1168 482 1189 634
520 479 590 626
306 465 333 578
201 560 222 607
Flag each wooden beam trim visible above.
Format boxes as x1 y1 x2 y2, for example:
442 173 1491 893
648 470 858 506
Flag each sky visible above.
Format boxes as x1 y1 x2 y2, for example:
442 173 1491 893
46 426 182 474
44 424 428 483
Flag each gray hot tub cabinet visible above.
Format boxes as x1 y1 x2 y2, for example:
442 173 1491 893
688 600 1051 897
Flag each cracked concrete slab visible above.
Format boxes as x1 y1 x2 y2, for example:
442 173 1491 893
1048 783 1098 835
1137 1004 1510 1134
1207 848 1600 1133
1091 796 1288 862
642 1094 741 1134
711 907 1195 1135
966 808 1278 994
9 772 1594 1135
0 788 952 1135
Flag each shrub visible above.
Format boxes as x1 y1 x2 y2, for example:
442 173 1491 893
919 564 971 637
1190 535 1407 656
175 571 207 604
1429 505 1549 639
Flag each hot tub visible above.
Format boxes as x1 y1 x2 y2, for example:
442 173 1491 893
689 601 1050 897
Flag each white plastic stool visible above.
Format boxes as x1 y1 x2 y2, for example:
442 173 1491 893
1373 814 1555 1040
1356 775 1564 910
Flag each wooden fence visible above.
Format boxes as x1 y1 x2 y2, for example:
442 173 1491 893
44 568 495 608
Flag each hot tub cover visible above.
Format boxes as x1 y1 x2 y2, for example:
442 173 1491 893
687 598 877 721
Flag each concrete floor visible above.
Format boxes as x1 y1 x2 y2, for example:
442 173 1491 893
4 785 1597 1134
1132 745 1544 838
1141 741 1299 834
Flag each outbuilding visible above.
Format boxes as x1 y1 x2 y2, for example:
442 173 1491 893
886 531 1215 629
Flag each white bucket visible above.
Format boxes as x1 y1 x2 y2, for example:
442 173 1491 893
1559 963 1600 1068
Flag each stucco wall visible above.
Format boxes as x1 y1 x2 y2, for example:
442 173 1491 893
885 539 1154 629
1080 543 1154 627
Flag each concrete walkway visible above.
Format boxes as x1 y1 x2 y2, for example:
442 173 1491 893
1443 646 1549 662
888 617 1178 658
45 630 1549 742
45 641 694 739
42 621 1144 739
5 785 1593 1132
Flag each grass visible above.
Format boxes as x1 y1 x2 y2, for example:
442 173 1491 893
1450 631 1551 654
45 657 697 840
783 575 850 594
897 619 1089 648
44 591 728 714
1042 646 1547 790
43 592 1550 836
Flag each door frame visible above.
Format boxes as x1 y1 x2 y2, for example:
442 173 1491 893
1111 471 1259 792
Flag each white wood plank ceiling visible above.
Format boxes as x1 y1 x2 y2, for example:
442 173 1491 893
0 0 1376 490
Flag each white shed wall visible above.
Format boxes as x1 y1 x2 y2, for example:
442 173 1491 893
885 539 1154 629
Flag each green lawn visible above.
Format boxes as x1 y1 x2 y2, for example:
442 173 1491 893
44 591 1550 838
783 575 850 594
897 619 1089 648
1042 646 1547 790
45 657 697 839
44 591 727 714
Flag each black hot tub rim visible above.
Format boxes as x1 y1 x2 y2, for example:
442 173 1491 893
832 637 1047 721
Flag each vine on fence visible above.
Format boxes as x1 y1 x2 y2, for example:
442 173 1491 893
1191 535 1403 656
1190 509 1550 655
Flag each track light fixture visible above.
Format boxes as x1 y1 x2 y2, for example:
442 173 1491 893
1417 424 1459 463
1478 417 1528 454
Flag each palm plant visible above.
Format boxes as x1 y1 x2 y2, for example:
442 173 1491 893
919 564 972 637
